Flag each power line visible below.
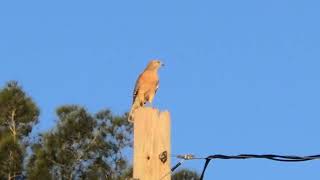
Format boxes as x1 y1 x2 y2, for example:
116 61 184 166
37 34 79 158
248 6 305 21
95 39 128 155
173 153 320 180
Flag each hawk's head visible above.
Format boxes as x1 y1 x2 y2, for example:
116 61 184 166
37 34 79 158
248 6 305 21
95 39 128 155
146 60 164 70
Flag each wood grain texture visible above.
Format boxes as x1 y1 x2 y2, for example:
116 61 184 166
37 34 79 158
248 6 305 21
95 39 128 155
133 107 171 180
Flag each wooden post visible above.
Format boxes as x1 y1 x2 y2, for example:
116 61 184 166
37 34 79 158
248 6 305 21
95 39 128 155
133 107 171 180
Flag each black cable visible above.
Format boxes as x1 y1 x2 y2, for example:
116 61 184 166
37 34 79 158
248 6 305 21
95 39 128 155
206 154 320 162
171 161 184 172
197 154 320 180
200 158 211 180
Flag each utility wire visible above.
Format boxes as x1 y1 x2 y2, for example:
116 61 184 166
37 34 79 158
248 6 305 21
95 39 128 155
173 153 320 180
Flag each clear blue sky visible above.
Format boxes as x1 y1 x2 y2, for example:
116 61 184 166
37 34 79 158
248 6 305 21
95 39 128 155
1 0 320 179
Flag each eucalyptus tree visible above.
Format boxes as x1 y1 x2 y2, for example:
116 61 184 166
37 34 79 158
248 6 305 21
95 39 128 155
0 81 39 180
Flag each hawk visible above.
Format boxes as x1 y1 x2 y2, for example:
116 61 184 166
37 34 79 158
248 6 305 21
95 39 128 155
128 60 164 122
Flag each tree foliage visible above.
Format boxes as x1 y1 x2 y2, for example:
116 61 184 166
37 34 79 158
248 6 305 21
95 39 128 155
0 81 39 179
172 169 200 180
27 105 133 180
0 81 39 140
0 134 23 180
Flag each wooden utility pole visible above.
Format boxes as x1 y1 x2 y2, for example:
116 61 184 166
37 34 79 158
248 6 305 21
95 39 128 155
133 107 171 180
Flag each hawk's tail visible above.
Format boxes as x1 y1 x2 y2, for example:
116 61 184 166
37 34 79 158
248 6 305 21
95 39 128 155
128 101 140 122
128 109 134 122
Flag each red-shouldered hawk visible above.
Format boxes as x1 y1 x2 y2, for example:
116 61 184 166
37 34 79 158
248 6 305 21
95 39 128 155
128 60 164 122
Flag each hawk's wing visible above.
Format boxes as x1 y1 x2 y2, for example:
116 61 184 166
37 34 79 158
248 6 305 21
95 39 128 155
155 79 159 94
132 70 159 105
132 73 142 105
